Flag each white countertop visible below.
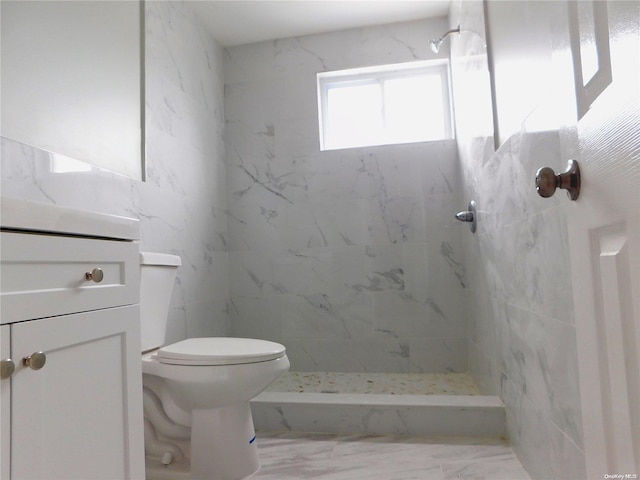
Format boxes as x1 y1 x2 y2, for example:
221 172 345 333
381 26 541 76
0 197 140 240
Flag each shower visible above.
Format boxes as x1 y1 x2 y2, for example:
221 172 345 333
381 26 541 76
429 26 460 53
223 15 501 440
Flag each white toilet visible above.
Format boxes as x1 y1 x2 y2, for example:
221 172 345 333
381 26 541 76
139 252 289 480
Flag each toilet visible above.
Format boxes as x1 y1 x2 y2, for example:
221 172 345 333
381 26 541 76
139 252 289 480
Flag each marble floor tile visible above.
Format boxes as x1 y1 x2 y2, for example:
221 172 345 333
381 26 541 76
441 460 532 480
250 432 530 480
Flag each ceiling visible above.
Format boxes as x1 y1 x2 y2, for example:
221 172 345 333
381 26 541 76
187 1 450 47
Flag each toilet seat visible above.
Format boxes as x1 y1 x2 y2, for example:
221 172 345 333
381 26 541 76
157 337 286 366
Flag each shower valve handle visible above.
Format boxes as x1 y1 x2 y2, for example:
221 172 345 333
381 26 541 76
455 200 477 233
456 211 474 222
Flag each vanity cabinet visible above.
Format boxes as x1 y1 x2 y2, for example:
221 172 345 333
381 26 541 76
0 199 145 480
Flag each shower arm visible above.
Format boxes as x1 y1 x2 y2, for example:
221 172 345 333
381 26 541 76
441 27 461 40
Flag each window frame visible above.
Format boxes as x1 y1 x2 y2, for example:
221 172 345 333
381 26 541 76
317 60 453 151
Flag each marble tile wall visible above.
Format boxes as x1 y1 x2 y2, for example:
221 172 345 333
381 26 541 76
449 1 585 479
1 1 230 344
224 19 469 373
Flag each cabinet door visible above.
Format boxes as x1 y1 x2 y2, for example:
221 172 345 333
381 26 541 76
10 306 144 480
1 325 10 480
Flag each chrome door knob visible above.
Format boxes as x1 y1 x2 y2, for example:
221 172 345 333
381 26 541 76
23 352 46 370
85 267 104 283
1 359 15 379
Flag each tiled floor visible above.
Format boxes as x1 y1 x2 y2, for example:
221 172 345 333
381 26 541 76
254 373 525 478
250 432 531 480
267 371 482 395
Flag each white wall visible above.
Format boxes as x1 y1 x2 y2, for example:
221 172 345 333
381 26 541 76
1 1 230 344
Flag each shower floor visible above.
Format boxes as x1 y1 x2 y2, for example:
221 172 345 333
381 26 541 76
266 371 482 395
253 372 503 437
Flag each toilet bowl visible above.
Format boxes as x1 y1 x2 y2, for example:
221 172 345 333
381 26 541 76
139 252 289 480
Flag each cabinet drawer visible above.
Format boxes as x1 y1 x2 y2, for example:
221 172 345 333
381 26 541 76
1 232 139 324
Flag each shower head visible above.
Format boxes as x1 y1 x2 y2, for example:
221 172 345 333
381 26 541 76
429 26 460 53
429 38 444 53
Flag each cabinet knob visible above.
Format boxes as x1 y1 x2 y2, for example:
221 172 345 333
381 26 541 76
23 352 46 370
85 268 104 283
1 359 15 379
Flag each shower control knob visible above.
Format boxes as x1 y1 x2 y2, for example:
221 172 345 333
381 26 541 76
1 359 15 379
85 267 104 283
23 351 46 371
455 200 477 233
456 211 474 222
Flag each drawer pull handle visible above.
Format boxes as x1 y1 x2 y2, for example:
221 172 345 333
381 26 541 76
23 352 46 371
85 268 104 283
1 359 15 379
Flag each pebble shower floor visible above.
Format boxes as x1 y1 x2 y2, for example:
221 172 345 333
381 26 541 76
266 371 482 395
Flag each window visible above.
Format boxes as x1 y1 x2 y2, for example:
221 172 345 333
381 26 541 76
317 60 453 151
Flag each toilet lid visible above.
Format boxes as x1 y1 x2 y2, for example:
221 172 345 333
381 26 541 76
157 338 286 366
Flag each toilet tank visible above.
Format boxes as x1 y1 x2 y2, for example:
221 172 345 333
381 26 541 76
139 251 181 352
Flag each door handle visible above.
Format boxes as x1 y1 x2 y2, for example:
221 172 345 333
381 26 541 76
535 159 581 201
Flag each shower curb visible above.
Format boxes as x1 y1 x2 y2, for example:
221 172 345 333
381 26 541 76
251 392 505 438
